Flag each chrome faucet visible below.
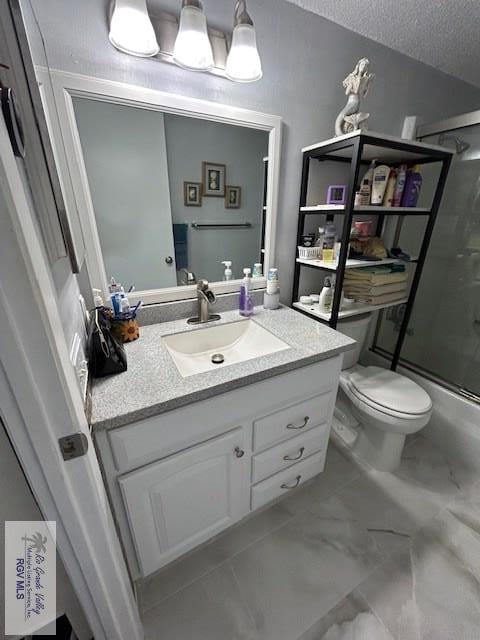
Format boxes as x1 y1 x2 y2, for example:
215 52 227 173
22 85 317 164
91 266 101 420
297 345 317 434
180 268 196 286
187 279 221 325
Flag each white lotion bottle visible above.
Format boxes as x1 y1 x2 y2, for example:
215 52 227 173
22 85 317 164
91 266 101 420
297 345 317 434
319 276 333 312
371 165 390 205
222 260 233 281
264 267 280 309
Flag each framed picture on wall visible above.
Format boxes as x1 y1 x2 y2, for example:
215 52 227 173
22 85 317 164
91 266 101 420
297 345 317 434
184 181 202 206
202 162 226 197
225 185 241 209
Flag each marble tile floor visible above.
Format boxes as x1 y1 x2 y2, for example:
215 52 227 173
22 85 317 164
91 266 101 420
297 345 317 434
140 435 480 640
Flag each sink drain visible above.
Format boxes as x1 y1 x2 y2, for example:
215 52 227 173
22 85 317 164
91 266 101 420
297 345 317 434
211 353 225 365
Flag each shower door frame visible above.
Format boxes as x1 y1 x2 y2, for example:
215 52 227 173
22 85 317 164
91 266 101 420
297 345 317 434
371 109 480 405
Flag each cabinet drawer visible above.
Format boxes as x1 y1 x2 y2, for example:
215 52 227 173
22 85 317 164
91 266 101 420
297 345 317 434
251 449 327 511
253 391 333 451
251 424 329 483
108 357 341 473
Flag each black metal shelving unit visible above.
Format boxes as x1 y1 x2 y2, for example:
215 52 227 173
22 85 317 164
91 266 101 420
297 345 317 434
291 130 453 370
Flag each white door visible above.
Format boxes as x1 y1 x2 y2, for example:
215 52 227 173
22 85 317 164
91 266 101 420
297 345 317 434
119 428 248 576
72 99 178 290
0 95 143 640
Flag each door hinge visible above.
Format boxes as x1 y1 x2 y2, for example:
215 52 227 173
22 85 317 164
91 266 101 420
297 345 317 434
59 433 89 460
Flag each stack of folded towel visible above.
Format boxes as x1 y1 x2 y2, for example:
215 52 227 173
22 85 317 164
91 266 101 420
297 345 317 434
343 265 408 305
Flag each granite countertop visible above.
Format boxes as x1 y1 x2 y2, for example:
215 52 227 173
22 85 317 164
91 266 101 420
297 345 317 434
90 305 355 431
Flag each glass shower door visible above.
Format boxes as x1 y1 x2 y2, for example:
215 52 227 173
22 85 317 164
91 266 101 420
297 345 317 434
375 120 480 398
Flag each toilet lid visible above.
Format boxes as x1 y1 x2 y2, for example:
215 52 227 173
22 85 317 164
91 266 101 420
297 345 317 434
349 367 432 415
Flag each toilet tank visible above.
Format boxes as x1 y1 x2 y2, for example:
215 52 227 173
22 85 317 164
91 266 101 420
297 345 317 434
337 314 372 369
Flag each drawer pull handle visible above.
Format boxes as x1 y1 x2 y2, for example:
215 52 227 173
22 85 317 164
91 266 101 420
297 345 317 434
281 475 301 490
283 447 305 461
234 446 245 458
286 416 309 430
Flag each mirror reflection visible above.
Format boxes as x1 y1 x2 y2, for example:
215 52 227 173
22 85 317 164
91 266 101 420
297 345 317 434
72 97 269 290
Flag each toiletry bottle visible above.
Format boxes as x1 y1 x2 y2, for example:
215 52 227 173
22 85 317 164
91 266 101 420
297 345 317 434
315 224 326 247
361 159 376 204
355 179 371 206
239 268 254 317
264 267 280 309
371 165 390 205
222 260 233 281
383 169 397 207
92 288 104 308
111 292 121 317
393 164 407 207
319 277 333 312
121 297 131 314
362 160 376 187
252 263 263 278
401 165 423 207
322 215 336 261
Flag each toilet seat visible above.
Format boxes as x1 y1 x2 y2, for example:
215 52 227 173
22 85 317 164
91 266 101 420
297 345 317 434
343 366 432 420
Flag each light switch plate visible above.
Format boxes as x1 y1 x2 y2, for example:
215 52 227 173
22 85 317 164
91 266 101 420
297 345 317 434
70 332 88 401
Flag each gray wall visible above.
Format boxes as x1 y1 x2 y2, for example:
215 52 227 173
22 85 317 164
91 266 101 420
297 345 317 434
24 0 480 302
164 114 268 282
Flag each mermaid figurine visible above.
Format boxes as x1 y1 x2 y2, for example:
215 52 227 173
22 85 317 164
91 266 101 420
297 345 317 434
335 58 375 136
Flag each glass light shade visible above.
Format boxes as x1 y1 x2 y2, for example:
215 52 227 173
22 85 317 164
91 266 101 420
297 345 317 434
226 23 262 83
173 4 214 71
109 0 159 57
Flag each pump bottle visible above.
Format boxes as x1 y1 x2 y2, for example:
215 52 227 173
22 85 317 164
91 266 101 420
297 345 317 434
239 268 254 316
221 261 233 281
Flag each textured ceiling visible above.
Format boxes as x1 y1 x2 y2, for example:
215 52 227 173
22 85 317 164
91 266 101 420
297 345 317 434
285 0 480 88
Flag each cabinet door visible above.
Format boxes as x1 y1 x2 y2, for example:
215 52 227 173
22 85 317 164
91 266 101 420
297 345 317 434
119 428 247 576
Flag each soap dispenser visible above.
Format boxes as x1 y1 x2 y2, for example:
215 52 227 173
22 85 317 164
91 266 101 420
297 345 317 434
221 260 233 281
319 276 333 312
92 288 104 308
239 268 254 317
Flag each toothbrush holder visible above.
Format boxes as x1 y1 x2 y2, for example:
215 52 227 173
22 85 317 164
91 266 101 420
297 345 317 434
110 318 140 343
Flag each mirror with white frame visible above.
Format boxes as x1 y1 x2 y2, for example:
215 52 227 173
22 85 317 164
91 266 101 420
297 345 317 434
40 71 281 304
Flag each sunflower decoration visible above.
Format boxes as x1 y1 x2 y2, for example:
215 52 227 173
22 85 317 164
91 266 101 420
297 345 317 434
111 318 140 343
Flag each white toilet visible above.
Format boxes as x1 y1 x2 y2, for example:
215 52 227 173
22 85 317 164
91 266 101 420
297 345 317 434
334 314 432 472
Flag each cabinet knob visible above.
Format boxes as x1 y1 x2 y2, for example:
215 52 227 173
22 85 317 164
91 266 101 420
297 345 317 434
281 475 301 490
234 446 245 458
286 416 309 430
165 256 173 265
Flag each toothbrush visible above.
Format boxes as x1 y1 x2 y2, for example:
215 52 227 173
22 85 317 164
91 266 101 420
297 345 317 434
131 301 142 317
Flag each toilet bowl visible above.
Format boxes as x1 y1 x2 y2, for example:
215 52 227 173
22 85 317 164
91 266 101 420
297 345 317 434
335 315 432 471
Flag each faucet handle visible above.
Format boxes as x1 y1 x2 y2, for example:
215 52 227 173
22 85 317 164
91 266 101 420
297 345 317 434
197 279 210 291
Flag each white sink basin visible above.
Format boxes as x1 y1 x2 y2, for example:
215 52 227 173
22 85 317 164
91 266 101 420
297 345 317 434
163 319 290 377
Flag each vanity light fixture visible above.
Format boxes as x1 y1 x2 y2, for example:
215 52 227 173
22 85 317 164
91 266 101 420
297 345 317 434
225 0 262 83
109 0 160 57
173 0 214 71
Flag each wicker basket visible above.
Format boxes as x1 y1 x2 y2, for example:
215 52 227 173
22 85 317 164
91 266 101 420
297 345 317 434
298 246 322 260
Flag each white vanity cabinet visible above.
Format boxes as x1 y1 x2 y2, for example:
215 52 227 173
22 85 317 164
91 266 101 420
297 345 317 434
119 428 247 576
94 356 343 579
